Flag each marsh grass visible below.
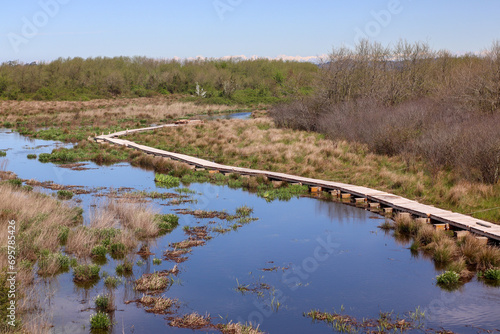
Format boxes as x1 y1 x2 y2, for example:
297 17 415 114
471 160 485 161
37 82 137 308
138 295 178 314
72 263 100 283
217 322 264 334
89 312 112 330
135 272 174 292
169 312 211 330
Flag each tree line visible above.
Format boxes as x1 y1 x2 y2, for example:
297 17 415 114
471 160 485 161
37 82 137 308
0 57 318 104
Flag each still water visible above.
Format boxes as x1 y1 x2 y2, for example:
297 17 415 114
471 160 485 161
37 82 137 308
1 127 499 334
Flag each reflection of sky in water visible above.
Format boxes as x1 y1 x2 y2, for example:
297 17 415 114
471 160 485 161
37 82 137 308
2 129 499 334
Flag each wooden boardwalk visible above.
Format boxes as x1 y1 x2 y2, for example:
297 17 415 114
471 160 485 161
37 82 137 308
95 123 500 242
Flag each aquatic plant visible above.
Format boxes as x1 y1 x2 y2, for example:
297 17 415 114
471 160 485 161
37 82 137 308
0 151 6 157
27 153 37 159
109 242 126 258
478 268 500 284
135 272 173 291
156 213 180 232
91 245 107 258
154 173 180 188
94 294 111 312
104 276 122 288
73 263 100 282
115 260 133 276
436 271 460 287
235 205 253 217
169 312 211 330
153 258 162 265
89 312 112 330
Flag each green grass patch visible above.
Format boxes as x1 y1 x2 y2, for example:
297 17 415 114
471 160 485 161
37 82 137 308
154 173 180 188
57 190 74 200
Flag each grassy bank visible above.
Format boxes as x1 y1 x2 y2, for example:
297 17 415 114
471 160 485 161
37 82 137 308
125 118 500 223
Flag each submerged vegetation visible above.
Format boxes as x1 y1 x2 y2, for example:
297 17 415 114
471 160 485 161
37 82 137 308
305 307 426 333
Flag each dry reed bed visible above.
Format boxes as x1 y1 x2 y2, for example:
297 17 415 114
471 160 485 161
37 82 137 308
0 98 239 132
126 118 500 223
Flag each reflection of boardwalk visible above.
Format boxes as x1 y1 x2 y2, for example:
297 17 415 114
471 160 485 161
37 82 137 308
95 123 500 242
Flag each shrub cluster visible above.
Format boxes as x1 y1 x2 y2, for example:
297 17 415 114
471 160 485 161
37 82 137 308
271 40 500 184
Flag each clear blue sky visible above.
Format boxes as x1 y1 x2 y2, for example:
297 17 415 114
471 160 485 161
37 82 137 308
1 0 499 62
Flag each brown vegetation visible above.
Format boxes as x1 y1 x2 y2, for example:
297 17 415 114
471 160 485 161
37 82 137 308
271 41 500 185
169 312 211 330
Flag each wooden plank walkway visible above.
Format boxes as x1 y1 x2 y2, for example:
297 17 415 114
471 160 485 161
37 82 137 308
95 124 500 242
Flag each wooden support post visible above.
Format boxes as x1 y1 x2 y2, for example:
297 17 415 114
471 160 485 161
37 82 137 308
369 202 381 210
384 207 393 216
341 193 351 199
399 212 412 219
355 198 367 204
209 170 220 174
415 218 430 224
310 186 322 193
195 168 205 172
434 224 447 231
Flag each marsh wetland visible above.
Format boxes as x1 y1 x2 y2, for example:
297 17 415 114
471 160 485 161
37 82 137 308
1 122 500 334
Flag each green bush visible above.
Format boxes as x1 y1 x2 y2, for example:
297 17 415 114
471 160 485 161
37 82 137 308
57 190 74 200
104 276 121 288
27 154 37 159
89 312 111 330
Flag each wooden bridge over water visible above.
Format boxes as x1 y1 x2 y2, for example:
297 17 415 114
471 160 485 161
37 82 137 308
94 122 500 243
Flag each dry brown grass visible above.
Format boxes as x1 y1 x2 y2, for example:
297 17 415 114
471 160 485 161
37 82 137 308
218 322 264 334
100 199 160 238
139 295 178 314
0 184 78 276
169 312 211 330
0 98 236 127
